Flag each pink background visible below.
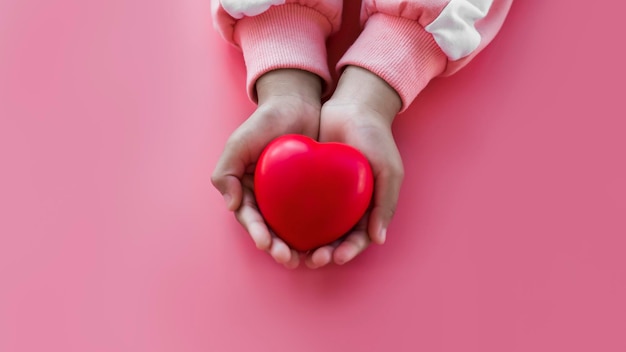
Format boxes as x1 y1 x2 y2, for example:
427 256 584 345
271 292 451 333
1 0 625 351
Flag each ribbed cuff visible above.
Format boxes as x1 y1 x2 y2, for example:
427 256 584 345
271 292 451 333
234 4 333 103
337 14 448 112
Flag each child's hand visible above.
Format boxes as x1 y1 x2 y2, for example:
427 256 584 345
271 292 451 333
212 69 322 269
306 66 404 268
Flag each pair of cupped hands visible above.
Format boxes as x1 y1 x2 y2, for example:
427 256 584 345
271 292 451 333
212 66 404 268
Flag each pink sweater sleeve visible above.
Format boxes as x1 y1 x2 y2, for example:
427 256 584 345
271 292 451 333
212 0 343 102
338 0 513 112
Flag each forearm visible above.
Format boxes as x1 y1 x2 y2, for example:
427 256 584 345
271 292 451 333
328 66 401 125
256 69 322 107
212 1 344 102
337 0 513 112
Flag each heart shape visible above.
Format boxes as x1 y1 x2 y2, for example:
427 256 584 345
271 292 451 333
254 134 373 251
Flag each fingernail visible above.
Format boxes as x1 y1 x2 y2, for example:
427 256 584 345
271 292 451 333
336 253 354 265
379 228 387 244
335 250 355 265
223 193 232 208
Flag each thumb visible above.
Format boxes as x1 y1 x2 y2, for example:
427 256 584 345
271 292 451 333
211 137 251 211
211 174 243 211
367 163 404 245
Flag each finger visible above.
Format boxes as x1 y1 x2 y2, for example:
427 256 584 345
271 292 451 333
333 230 371 265
309 210 370 267
268 236 292 265
368 162 404 245
235 186 272 251
211 133 254 211
305 245 335 269
211 174 243 211
283 249 300 269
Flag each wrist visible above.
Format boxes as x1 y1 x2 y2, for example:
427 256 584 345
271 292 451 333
256 69 323 108
329 66 402 124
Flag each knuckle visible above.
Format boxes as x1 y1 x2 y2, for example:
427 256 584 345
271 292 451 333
376 202 397 221
351 233 370 250
360 235 372 249
378 206 396 223
210 173 222 189
211 173 224 192
242 195 257 209
224 134 242 152
388 204 398 219
382 162 404 183
392 161 405 180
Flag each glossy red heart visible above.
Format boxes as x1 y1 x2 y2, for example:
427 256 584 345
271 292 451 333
254 134 373 251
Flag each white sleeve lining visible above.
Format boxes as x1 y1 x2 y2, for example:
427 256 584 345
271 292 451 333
425 0 494 61
220 0 287 19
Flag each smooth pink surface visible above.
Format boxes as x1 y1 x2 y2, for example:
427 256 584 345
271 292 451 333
1 1 625 351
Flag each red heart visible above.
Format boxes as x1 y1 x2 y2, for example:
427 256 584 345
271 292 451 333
254 134 374 251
